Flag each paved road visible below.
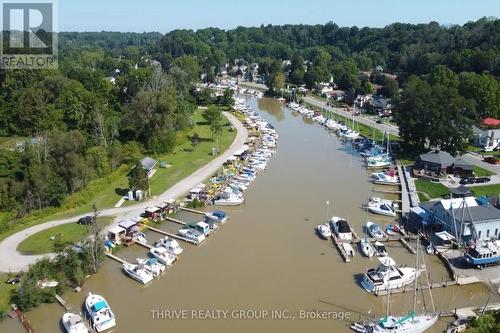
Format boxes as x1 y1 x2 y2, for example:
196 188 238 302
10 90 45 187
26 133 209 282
462 153 500 174
0 112 248 272
303 96 400 137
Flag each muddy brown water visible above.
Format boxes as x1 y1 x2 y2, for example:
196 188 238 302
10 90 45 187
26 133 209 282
1 97 497 333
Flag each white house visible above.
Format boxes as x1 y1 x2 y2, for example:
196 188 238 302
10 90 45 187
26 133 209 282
472 126 500 149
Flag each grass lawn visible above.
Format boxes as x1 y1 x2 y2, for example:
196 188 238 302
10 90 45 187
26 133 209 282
17 217 113 255
0 110 237 242
473 165 495 177
0 273 17 313
414 179 450 201
469 184 500 197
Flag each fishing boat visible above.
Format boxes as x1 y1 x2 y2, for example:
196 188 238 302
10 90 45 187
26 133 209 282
155 237 183 255
360 238 375 258
367 200 396 217
205 210 228 223
366 221 386 239
330 217 352 241
149 247 177 266
352 237 438 333
62 313 89 333
316 223 332 239
177 228 206 243
374 241 388 256
361 257 418 293
85 293 116 332
464 239 500 268
122 262 154 284
136 257 165 277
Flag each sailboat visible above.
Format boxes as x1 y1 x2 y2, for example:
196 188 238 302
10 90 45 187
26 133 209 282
352 236 439 333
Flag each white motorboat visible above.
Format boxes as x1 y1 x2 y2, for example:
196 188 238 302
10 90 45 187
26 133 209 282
85 293 116 332
360 238 375 258
155 237 183 255
37 280 59 289
177 228 206 243
62 313 88 333
367 155 392 168
374 241 388 256
316 223 332 239
371 172 399 185
149 247 177 266
123 262 154 284
330 217 352 241
214 190 244 206
361 257 418 293
367 200 396 217
205 210 228 223
136 257 165 277
134 232 147 244
366 221 386 239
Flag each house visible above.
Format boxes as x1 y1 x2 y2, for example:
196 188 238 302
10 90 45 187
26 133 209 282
416 150 456 175
422 197 500 243
140 157 158 178
329 90 346 102
449 185 473 198
472 125 500 149
453 158 474 177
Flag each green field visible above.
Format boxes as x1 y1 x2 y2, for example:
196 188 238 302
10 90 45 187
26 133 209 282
415 179 450 201
473 165 495 177
17 217 113 255
0 273 17 314
0 110 237 241
469 184 500 197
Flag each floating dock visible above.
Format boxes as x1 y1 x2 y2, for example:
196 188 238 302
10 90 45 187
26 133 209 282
55 294 71 312
179 207 206 215
144 225 199 245
331 234 352 263
105 252 130 265
164 216 186 226
373 279 459 296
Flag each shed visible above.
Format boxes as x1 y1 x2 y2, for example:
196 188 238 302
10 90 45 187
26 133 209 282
118 220 138 234
145 206 160 219
107 226 126 244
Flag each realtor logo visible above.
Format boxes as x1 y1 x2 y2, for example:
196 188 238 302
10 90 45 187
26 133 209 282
1 0 58 69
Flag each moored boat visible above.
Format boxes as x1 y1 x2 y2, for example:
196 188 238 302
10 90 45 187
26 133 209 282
149 247 177 265
360 238 375 258
62 313 88 333
366 221 386 239
316 223 332 239
330 216 352 242
122 263 154 284
361 257 418 293
85 293 116 332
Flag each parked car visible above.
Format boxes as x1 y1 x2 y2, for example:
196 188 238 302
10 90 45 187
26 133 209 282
460 177 476 185
483 156 500 165
77 216 95 225
376 119 382 124
475 177 491 184
5 274 21 285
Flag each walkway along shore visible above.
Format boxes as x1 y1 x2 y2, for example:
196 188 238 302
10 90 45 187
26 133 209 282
0 112 249 272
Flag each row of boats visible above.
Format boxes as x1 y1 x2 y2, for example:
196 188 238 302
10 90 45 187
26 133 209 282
62 293 115 333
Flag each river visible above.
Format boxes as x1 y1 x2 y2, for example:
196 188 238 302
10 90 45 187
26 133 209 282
1 96 497 333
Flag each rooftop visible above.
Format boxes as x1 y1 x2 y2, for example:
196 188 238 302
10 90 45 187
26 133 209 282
419 150 456 168
141 157 158 171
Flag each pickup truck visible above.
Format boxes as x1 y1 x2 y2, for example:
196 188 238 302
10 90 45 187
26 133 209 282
483 156 500 164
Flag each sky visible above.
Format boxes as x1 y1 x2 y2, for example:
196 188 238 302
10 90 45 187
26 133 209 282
58 0 500 33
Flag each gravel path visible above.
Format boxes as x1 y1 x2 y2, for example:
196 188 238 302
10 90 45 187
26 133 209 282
0 112 248 272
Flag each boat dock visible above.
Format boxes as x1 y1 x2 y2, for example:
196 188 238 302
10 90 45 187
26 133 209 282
55 294 71 312
12 306 35 333
144 225 199 245
374 279 459 296
397 163 419 214
105 252 130 265
135 241 153 250
441 302 500 318
179 207 206 215
164 216 186 226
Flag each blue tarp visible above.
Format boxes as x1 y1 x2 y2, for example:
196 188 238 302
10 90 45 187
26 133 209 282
213 210 226 218
91 300 108 312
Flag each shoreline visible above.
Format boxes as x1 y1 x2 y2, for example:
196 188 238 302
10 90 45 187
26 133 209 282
0 111 248 272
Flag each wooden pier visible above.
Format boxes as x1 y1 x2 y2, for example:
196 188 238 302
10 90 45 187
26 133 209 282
105 252 129 265
441 302 500 318
135 241 153 250
144 225 199 245
331 235 351 263
179 207 206 215
164 216 186 226
372 188 402 194
12 306 35 333
55 294 71 312
399 237 416 254
374 280 458 296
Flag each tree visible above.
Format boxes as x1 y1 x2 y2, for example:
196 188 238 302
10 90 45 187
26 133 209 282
81 204 105 274
378 76 399 98
128 160 148 192
459 72 500 119
269 72 285 95
203 105 223 151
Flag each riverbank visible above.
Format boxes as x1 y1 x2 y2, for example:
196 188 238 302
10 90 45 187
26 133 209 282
0 112 248 272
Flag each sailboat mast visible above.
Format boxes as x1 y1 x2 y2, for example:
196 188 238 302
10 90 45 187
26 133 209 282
412 235 420 313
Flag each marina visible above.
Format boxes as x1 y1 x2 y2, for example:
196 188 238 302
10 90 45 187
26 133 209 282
2 96 498 333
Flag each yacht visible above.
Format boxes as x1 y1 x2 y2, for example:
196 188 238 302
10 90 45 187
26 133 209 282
361 257 418 293
214 190 244 206
366 221 386 239
149 247 177 266
367 200 397 217
360 238 375 258
371 171 399 185
155 237 183 255
205 210 228 223
85 293 116 332
464 239 500 268
122 262 154 284
316 223 332 239
177 228 206 243
62 313 88 333
374 241 388 256
136 257 165 277
330 217 352 241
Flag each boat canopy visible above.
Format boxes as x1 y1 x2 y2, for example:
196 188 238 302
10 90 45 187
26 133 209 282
378 256 396 267
213 210 226 218
336 219 350 233
435 231 455 242
91 300 108 312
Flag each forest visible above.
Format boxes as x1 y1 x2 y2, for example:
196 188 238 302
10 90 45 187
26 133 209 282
0 18 499 229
